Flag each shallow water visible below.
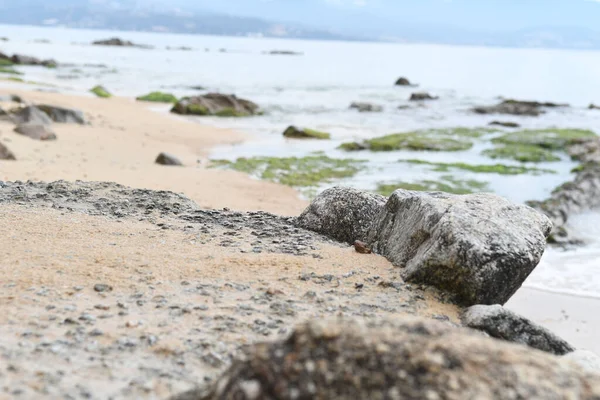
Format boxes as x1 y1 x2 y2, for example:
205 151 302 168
1 24 599 298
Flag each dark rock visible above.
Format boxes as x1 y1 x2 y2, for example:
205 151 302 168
461 304 574 355
0 142 16 160
10 54 57 67
367 190 552 306
155 152 183 166
409 92 438 101
353 240 372 254
14 124 57 141
37 105 86 124
9 106 53 125
489 120 520 128
394 77 414 86
296 187 387 244
589 104 600 110
349 102 383 112
172 317 600 400
94 284 113 293
171 93 259 117
92 38 142 47
282 126 330 140
473 99 569 117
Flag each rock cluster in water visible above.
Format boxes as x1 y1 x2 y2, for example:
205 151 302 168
171 93 260 117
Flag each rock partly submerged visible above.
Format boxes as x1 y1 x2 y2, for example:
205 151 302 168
349 102 383 112
171 93 260 117
172 316 600 400
394 76 416 86
473 99 569 117
37 104 86 124
409 92 438 101
489 120 520 128
462 304 574 355
282 126 330 140
92 37 152 49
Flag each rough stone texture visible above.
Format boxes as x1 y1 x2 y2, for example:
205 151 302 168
0 142 16 160
155 152 183 166
349 102 383 112
171 93 259 116
473 100 568 117
14 124 57 141
172 317 600 400
409 92 439 101
296 187 387 245
565 350 600 374
367 190 552 305
37 104 86 124
461 305 574 355
9 106 53 125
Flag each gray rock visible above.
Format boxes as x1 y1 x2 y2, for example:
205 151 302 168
14 124 57 141
461 304 574 355
409 92 438 101
394 76 415 86
472 99 568 117
565 350 600 373
37 104 86 124
367 190 552 305
171 93 259 116
349 102 383 112
172 316 600 400
9 106 53 125
0 142 16 160
155 152 183 166
296 187 387 244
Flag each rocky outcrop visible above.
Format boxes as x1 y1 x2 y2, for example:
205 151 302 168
92 38 151 49
489 120 520 128
10 54 57 67
155 152 183 166
172 316 600 400
349 102 383 112
394 77 414 86
462 305 574 355
37 105 86 124
366 190 552 305
171 93 259 117
282 126 330 140
589 104 600 110
296 187 387 244
9 106 53 125
473 99 569 117
14 124 57 141
0 142 16 160
409 92 438 101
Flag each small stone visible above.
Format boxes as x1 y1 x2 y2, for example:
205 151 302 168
353 240 372 254
94 283 113 293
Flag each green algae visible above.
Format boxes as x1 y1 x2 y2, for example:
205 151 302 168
185 103 210 115
401 159 555 175
90 85 111 98
283 126 331 140
376 175 489 196
136 92 178 103
0 67 22 75
0 59 13 67
482 144 562 163
492 128 596 150
210 155 366 188
214 108 251 117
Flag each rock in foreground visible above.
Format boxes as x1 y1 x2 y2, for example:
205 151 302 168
462 304 574 355
0 142 16 160
394 76 414 86
171 93 259 117
173 317 600 400
367 190 552 305
155 152 183 166
349 102 383 112
9 106 53 125
14 124 57 141
409 92 438 101
37 104 86 124
92 38 150 48
296 187 387 244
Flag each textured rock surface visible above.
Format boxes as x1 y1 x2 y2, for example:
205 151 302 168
0 142 16 160
171 93 259 116
9 106 53 125
462 304 574 355
155 152 183 166
296 187 387 244
349 102 383 112
173 317 600 400
14 123 57 141
37 104 86 124
367 190 552 305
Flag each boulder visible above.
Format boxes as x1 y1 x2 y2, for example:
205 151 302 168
171 93 259 117
565 350 600 374
349 102 383 112
282 126 330 140
366 190 552 305
296 187 387 244
155 152 183 166
461 305 574 355
409 92 438 101
489 120 520 128
394 77 414 86
9 106 53 125
37 104 86 124
92 37 134 46
171 316 600 400
14 124 57 141
0 142 16 160
589 104 600 110
10 54 56 67
473 99 568 117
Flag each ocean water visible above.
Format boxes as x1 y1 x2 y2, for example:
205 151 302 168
1 24 600 298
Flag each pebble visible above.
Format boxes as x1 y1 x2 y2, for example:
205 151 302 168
94 284 113 293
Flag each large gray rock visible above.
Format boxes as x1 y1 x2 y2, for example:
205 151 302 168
461 305 574 355
0 142 16 160
14 124 57 141
172 316 600 400
171 93 259 117
367 190 552 305
296 187 387 244
37 104 86 124
9 106 53 125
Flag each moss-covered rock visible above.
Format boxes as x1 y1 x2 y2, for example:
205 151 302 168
90 85 111 98
482 144 562 163
171 93 259 117
283 126 331 140
136 92 178 103
402 159 555 175
210 155 366 188
0 58 13 66
376 175 489 196
493 128 596 150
